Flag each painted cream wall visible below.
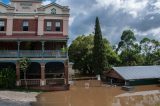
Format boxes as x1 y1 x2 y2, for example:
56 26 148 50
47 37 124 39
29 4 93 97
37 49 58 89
0 5 7 13
63 17 69 36
11 2 41 13
37 16 44 36
6 16 13 36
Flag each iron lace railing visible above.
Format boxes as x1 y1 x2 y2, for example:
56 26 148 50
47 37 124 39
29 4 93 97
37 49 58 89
0 50 67 58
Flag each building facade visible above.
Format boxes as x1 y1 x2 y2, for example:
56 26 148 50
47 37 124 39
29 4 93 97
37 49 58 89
0 0 70 87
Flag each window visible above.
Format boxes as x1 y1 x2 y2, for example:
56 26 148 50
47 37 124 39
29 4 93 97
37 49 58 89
23 21 29 31
51 8 56 14
46 21 52 31
0 21 5 31
55 22 61 31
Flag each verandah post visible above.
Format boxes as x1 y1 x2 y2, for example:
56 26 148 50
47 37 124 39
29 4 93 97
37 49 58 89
16 63 20 86
40 63 46 86
41 41 45 58
17 41 21 58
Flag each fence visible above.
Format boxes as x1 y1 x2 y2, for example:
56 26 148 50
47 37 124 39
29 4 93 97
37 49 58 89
70 77 103 87
20 79 41 86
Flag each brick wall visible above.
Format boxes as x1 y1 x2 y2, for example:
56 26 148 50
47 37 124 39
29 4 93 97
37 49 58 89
13 19 37 31
44 19 63 32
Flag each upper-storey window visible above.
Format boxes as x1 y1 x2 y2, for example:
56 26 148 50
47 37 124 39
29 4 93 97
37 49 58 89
46 21 52 31
55 22 61 31
23 21 29 31
0 21 5 31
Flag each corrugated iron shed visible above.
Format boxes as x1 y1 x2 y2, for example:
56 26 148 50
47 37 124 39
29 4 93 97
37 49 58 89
113 66 160 80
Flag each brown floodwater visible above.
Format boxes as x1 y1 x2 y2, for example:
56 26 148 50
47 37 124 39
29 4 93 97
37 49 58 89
33 81 160 106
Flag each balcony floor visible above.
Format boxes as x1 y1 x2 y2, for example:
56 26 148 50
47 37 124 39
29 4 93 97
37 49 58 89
0 58 68 63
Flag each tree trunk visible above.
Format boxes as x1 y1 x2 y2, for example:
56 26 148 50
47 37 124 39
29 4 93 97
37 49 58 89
24 71 28 89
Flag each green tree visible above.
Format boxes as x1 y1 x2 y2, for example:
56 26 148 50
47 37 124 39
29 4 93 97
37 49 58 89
117 30 144 66
69 35 120 75
140 38 160 65
103 39 120 66
69 35 94 75
117 29 136 52
18 57 30 88
92 17 107 75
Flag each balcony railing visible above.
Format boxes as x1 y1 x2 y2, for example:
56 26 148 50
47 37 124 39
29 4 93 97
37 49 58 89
0 50 67 58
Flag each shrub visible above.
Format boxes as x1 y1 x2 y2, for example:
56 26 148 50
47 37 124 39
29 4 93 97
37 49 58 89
0 68 16 89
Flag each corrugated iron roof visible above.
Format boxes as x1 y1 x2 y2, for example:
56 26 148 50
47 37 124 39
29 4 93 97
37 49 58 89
113 66 160 80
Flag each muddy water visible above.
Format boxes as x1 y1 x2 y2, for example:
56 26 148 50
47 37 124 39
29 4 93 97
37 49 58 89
34 81 160 106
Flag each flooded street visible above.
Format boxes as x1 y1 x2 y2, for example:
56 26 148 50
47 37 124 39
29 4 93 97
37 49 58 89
34 81 160 106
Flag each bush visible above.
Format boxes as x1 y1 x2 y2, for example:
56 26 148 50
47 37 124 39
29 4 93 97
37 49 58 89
0 68 16 89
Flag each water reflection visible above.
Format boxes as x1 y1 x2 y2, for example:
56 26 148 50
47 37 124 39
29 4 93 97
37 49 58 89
34 82 160 106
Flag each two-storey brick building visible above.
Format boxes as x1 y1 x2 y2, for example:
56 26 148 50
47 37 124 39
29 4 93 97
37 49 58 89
0 0 69 88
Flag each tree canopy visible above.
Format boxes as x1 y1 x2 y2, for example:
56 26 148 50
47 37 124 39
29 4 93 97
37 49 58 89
69 34 120 75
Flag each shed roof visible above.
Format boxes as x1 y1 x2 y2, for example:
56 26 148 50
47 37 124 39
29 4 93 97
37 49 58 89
113 66 160 80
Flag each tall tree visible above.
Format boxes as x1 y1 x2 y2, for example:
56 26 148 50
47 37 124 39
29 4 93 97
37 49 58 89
117 29 136 52
117 30 144 66
92 17 107 75
140 38 160 65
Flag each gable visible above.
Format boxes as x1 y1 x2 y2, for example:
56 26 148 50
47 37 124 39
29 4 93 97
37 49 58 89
0 2 14 13
44 5 63 14
0 5 7 13
37 3 69 15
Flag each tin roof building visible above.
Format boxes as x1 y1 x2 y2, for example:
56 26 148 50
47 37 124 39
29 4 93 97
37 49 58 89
106 66 160 86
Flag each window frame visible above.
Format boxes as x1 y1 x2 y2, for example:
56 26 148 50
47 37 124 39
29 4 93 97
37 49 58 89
55 21 61 31
22 20 29 31
46 21 52 31
0 20 5 31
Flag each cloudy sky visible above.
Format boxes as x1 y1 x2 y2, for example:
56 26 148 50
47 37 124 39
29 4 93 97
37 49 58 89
3 0 160 44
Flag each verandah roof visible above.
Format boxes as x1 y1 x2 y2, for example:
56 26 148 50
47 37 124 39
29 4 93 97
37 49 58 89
113 66 160 80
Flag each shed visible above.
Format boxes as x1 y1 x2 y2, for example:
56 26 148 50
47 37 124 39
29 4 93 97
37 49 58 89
106 66 160 86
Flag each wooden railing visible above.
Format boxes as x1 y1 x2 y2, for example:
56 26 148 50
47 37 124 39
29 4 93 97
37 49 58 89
46 78 65 85
0 50 67 58
73 80 102 87
20 79 41 86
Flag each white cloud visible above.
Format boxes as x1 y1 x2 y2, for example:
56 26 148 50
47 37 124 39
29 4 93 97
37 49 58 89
42 0 52 5
129 11 138 18
135 27 160 38
152 0 160 9
95 0 148 13
149 16 154 20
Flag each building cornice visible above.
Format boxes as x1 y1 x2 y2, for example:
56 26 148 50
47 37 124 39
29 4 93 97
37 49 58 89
0 13 70 17
37 2 69 11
